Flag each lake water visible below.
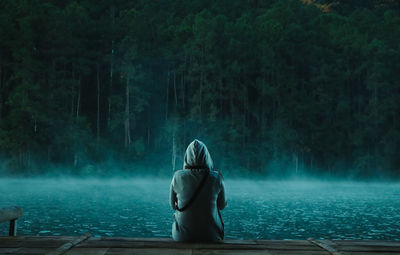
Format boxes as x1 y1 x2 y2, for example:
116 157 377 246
0 178 399 240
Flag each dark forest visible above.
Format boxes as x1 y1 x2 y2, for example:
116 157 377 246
0 0 399 178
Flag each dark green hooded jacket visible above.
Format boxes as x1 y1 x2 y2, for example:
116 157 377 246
170 139 227 242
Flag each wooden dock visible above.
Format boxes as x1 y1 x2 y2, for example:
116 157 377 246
1 234 400 255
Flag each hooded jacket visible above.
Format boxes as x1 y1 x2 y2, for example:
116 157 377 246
170 139 227 242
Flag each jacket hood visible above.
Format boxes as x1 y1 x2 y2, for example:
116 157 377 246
183 139 214 171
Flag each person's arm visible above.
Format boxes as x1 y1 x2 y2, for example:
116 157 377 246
170 176 177 210
217 174 227 210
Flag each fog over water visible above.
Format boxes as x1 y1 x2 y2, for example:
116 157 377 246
0 178 399 240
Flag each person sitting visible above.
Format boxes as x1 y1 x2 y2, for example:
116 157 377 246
170 139 227 242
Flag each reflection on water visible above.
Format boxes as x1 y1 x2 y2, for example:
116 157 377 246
0 178 399 240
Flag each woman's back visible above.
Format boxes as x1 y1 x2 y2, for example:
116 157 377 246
170 139 227 242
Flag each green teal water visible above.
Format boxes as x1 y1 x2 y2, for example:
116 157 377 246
0 179 399 240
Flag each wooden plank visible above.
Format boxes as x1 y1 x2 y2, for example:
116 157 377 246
318 240 339 247
268 251 331 255
105 248 272 255
335 246 400 252
0 247 54 254
255 240 323 251
23 237 77 241
65 248 108 255
308 238 343 255
341 253 400 255
222 240 258 245
193 249 272 255
85 237 258 245
256 240 313 245
79 240 322 252
90 237 173 242
84 237 257 245
46 233 91 255
1 236 400 255
0 236 25 242
330 240 400 252
0 247 21 254
0 240 69 248
0 236 77 248
78 239 267 250
259 245 323 251
105 248 191 255
334 240 400 247
255 245 321 251
79 242 268 250
255 239 310 245
0 236 75 242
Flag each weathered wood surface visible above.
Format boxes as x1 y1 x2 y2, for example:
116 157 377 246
46 233 91 255
0 236 399 255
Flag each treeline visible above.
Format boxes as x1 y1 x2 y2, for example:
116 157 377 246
0 0 399 177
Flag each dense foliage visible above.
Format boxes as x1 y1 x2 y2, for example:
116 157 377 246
0 0 399 177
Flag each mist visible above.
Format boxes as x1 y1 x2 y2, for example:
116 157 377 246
1 178 399 240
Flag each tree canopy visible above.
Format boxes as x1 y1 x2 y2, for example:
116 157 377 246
0 0 399 178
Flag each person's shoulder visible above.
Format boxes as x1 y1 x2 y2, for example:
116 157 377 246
210 170 222 179
171 170 185 186
173 169 186 178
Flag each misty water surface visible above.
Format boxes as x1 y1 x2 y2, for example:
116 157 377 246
0 178 399 240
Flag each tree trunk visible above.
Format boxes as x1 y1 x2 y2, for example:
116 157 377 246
230 80 234 125
199 45 205 121
174 71 178 107
124 77 131 148
242 83 247 147
260 76 266 171
218 77 223 120
71 69 75 118
172 129 177 172
108 5 115 130
182 68 185 109
0 62 2 121
199 69 203 121
147 127 150 148
182 68 187 156
63 61 67 113
108 40 114 130
96 63 101 149
165 70 170 121
76 76 81 118
183 117 186 158
74 153 78 168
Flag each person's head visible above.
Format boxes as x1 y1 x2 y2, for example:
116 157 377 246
183 139 214 171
